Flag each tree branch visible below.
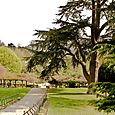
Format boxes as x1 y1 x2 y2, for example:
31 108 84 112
74 39 86 62
101 0 108 6
99 20 111 35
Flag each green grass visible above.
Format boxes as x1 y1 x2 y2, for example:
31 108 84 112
0 87 30 98
0 88 30 109
47 88 115 115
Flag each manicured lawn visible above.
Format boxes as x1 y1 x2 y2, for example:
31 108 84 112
0 87 30 98
47 88 115 115
0 87 30 109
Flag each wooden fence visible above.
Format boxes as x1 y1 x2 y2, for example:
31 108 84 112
23 93 47 115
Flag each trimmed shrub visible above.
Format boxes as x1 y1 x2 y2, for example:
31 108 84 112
67 80 76 88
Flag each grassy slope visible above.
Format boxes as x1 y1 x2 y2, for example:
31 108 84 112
48 88 114 115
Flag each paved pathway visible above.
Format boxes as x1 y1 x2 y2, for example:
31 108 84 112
0 88 46 115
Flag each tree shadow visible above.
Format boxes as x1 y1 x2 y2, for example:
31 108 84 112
51 92 88 95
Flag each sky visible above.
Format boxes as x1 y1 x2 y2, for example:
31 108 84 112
0 0 67 46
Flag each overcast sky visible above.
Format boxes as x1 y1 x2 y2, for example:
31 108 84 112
0 0 67 46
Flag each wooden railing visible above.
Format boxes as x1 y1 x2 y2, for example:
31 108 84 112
0 93 19 107
23 94 47 115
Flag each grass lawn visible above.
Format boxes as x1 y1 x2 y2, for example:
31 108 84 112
0 87 30 98
0 87 30 109
47 88 115 115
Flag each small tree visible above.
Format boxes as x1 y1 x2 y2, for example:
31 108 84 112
0 46 22 73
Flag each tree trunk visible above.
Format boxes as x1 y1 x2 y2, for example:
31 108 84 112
87 0 101 84
89 0 101 83
89 52 97 83
80 62 91 85
80 53 99 85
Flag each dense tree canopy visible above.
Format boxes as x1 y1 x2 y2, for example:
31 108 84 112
0 46 22 73
27 0 115 84
98 62 115 82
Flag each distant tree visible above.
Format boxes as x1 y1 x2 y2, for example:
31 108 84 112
17 43 22 48
8 43 16 48
0 46 22 73
0 40 5 46
67 80 77 88
28 0 115 84
12 47 31 73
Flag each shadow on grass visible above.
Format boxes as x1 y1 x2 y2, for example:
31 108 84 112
50 92 89 95
48 88 64 93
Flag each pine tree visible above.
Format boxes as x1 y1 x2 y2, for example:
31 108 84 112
28 0 115 84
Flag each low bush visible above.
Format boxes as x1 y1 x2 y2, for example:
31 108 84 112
67 80 77 88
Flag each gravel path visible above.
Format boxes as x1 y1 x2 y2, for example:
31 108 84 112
0 88 46 115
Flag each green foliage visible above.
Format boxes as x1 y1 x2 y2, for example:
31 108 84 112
67 80 77 88
89 82 115 113
28 19 91 78
27 0 115 84
59 56 83 78
98 63 115 83
0 46 22 73
94 41 115 59
92 33 115 84
13 47 31 73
